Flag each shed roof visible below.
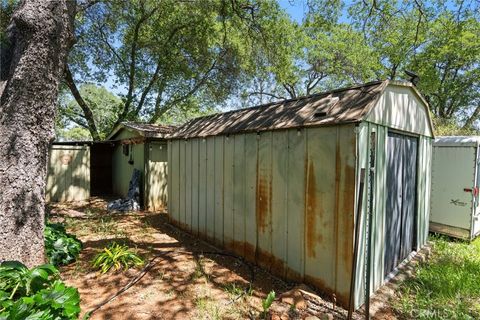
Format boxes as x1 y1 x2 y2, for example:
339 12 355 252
434 136 480 147
107 122 176 140
170 80 401 139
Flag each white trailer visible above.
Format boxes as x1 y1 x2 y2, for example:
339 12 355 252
430 136 480 240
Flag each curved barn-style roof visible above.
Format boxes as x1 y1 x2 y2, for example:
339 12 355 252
170 80 433 139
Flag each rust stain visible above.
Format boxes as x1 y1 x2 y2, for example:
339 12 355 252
285 267 303 283
306 160 318 258
224 237 235 252
256 247 273 271
270 251 286 277
170 216 354 309
256 175 270 233
232 239 245 258
304 275 349 308
243 242 257 264
342 164 356 275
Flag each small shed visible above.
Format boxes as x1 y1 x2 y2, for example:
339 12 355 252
107 122 174 211
430 136 480 240
46 143 90 202
167 80 434 309
46 141 114 202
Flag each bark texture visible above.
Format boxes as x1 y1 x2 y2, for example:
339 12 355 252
0 0 75 267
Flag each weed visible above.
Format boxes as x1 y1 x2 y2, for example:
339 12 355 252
195 296 221 320
393 235 480 319
261 290 275 319
92 242 144 274
223 282 244 298
93 216 115 235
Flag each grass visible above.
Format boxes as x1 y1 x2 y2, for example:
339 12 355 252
393 234 480 319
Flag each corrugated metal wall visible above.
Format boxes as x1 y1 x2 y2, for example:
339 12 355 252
46 145 90 202
168 124 357 306
146 141 168 210
354 122 432 308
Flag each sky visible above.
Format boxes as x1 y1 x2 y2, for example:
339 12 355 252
278 0 308 22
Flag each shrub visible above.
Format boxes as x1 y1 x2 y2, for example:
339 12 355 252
45 223 82 266
92 242 144 274
0 261 80 319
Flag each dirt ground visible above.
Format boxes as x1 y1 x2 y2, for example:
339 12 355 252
48 198 385 320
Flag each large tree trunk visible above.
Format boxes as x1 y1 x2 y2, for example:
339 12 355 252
0 0 75 267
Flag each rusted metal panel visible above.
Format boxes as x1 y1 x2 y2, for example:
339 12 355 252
214 136 225 245
244 133 258 262
185 140 193 231
191 139 200 235
286 129 306 280
223 136 235 250
233 134 246 257
304 127 337 293
333 126 357 303
256 131 273 270
170 141 180 224
167 140 172 214
178 141 187 227
198 139 207 236
206 138 215 240
271 130 288 276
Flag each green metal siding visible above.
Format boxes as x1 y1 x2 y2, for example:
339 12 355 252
168 125 357 307
112 142 144 198
354 122 432 308
46 145 90 202
146 141 168 211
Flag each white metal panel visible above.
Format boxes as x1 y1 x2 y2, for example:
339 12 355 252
430 146 475 231
366 84 433 137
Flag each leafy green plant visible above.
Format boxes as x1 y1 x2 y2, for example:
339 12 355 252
0 261 80 319
92 242 144 274
45 223 82 266
261 290 275 319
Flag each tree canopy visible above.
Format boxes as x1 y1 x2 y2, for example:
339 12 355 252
26 0 478 139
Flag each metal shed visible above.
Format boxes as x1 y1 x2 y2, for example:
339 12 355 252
167 80 434 310
107 122 174 211
46 144 91 202
430 136 480 240
46 141 115 202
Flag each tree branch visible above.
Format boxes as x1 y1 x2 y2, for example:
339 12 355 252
64 65 101 140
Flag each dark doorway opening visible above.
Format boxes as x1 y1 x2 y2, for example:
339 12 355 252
384 131 418 277
90 143 114 196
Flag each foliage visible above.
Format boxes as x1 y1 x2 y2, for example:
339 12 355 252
56 0 480 134
433 116 479 136
0 0 18 46
0 261 80 320
92 242 144 274
394 235 480 319
261 290 275 318
63 0 296 139
45 223 82 266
